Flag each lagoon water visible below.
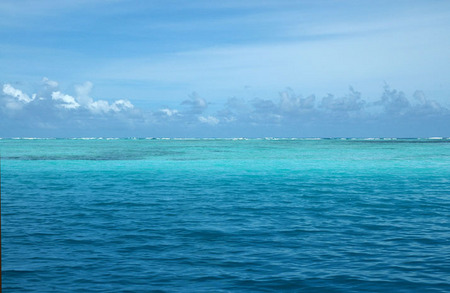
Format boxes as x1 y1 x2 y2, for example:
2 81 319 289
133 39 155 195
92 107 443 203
1 138 450 292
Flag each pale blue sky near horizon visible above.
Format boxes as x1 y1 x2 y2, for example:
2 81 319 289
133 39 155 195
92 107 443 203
1 0 450 137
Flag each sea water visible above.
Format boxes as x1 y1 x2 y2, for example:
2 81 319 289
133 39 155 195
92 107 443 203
1 138 450 292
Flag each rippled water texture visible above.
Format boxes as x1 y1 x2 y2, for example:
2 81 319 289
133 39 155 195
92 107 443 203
2 138 450 292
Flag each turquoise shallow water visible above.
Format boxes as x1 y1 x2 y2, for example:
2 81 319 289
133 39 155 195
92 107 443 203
1 138 450 292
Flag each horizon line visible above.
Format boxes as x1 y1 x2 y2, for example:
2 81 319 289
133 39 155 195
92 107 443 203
1 137 449 140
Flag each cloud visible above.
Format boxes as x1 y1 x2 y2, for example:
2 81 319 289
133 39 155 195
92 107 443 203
279 90 315 114
412 90 447 116
198 115 219 125
2 80 135 115
86 99 135 114
1 79 449 137
2 83 38 112
48 81 136 114
320 87 365 112
110 99 134 112
74 81 93 107
51 91 80 109
217 86 449 137
181 92 208 114
42 77 58 88
3 84 36 103
1 80 140 137
157 108 179 117
373 85 410 115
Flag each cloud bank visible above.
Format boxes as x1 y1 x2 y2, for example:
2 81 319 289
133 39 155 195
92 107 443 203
1 79 449 138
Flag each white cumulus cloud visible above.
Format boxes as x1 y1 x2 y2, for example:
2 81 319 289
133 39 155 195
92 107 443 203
111 99 134 112
51 91 80 109
88 99 134 114
71 81 134 114
3 84 36 103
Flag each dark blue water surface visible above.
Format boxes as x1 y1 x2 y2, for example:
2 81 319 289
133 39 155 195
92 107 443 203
2 138 450 292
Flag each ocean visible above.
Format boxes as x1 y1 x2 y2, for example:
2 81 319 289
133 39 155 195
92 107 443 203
1 138 450 292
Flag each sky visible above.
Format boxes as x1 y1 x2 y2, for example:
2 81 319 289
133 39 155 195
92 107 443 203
1 0 450 137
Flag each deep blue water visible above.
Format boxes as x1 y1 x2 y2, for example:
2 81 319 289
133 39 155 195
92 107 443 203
2 138 450 292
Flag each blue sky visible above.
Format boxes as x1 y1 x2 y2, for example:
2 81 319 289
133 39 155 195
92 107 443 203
1 0 450 137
